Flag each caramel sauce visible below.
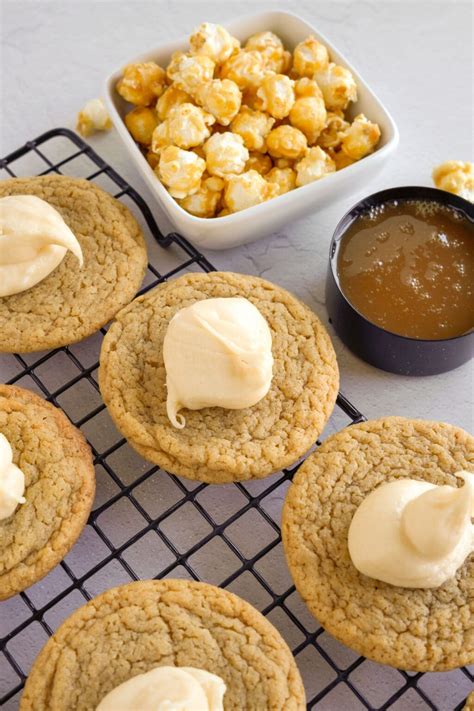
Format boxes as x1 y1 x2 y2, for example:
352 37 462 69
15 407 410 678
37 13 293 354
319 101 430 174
337 200 474 340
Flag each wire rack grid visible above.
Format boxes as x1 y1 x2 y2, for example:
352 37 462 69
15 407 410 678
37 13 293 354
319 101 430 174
0 129 472 711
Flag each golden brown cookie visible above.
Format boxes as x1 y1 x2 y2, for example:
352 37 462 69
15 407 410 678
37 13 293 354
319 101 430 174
0 384 95 600
0 175 148 353
20 578 306 711
99 271 339 483
282 416 474 672
464 691 474 710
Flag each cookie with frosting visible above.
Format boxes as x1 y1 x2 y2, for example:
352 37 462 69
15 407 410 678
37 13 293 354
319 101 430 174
282 416 474 671
99 271 339 483
0 384 95 599
0 175 147 352
20 579 305 710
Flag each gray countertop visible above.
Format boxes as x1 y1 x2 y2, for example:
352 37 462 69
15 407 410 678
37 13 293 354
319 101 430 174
1 2 473 710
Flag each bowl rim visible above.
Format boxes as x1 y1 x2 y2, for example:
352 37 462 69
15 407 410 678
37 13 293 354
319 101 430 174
328 184 474 344
104 9 400 226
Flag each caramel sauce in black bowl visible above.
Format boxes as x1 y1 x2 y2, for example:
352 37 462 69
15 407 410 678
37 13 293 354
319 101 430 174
326 187 474 375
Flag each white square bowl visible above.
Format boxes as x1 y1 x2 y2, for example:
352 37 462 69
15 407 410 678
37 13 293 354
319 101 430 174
105 10 399 250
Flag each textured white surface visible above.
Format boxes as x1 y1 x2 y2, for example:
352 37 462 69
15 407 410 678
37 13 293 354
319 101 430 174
2 0 473 430
0 3 473 709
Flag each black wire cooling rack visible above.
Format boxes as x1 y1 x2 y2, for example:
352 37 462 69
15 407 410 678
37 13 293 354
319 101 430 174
0 129 472 711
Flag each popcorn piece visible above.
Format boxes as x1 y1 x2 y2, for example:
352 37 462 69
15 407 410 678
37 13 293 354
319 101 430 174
224 170 279 213
220 50 268 90
230 107 275 152
245 152 273 175
332 149 356 170
124 107 158 145
266 166 296 195
245 31 291 74
203 132 249 177
340 113 381 160
179 175 224 217
294 77 324 100
157 146 206 199
313 63 357 111
151 103 215 152
146 150 160 169
256 74 295 119
76 98 112 137
293 36 329 77
289 96 326 144
167 52 215 96
156 84 193 121
217 207 231 217
295 146 335 186
196 79 242 126
189 22 240 64
317 111 349 149
432 161 474 202
266 125 307 160
274 157 294 169
116 62 166 106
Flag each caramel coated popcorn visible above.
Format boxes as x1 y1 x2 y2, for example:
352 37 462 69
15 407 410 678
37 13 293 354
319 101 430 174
76 99 112 137
116 21 381 217
124 107 158 145
340 113 381 160
313 63 357 111
151 103 215 151
266 126 307 161
224 170 279 212
203 132 249 177
432 161 474 202
295 146 336 187
117 62 166 106
245 31 291 74
157 146 206 198
293 36 329 77
220 50 268 90
245 152 273 175
256 74 295 119
196 79 242 125
230 107 275 152
189 22 240 64
266 166 297 195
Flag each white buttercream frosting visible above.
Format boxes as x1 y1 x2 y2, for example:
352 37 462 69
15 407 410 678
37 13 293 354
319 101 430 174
96 666 226 711
0 433 26 520
163 297 273 428
0 194 83 297
348 471 474 588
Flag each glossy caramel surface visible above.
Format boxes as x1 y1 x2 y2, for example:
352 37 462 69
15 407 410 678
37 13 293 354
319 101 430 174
337 200 474 339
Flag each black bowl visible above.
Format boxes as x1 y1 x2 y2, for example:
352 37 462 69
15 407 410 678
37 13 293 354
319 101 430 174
326 186 474 376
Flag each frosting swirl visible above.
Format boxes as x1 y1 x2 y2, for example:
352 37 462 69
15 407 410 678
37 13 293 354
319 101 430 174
0 433 26 520
96 666 226 711
0 194 83 297
163 297 273 428
348 471 474 588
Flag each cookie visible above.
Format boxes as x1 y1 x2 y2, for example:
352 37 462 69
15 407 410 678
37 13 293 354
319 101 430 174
20 578 306 710
282 416 474 671
99 271 339 483
0 385 95 600
0 175 148 352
